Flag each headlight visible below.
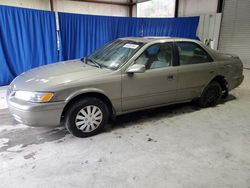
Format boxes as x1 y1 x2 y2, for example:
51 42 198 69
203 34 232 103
14 91 54 103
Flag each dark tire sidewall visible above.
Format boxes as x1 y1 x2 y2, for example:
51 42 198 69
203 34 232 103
65 97 109 138
199 82 222 108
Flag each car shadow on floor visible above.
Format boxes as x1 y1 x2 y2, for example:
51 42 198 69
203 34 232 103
0 94 236 152
111 94 236 130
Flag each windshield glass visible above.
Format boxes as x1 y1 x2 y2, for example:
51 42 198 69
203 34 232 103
87 40 144 70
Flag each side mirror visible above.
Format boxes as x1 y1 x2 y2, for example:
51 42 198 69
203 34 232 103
126 64 146 73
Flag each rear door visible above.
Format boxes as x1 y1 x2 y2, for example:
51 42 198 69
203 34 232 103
175 41 215 101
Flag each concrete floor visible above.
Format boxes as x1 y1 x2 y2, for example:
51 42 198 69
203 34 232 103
0 70 250 188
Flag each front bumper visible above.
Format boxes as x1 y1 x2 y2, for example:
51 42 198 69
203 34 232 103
7 97 66 127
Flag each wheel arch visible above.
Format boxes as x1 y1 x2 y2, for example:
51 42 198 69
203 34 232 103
209 75 228 92
61 91 115 123
199 75 228 98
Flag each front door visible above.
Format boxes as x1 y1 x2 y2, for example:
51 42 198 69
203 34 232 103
122 42 178 111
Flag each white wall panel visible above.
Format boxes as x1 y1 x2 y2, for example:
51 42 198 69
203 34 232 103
197 13 222 50
178 0 218 16
218 0 250 65
0 0 129 16
54 0 128 16
0 0 50 10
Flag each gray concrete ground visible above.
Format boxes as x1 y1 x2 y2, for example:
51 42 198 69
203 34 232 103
0 70 250 188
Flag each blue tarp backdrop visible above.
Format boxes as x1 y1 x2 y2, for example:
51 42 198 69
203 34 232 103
59 12 199 60
0 6 58 86
0 5 199 86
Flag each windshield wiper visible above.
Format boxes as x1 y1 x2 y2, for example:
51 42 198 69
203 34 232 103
82 57 102 69
89 58 102 68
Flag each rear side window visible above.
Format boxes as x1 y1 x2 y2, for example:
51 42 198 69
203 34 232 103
176 42 213 66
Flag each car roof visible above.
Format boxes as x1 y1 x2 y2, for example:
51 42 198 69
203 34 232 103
119 37 197 43
119 37 219 61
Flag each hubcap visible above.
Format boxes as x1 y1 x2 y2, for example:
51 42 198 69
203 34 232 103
75 105 103 132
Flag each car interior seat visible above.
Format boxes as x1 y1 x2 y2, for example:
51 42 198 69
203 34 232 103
150 49 171 69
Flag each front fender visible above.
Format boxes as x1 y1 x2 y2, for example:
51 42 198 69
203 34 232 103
65 88 108 102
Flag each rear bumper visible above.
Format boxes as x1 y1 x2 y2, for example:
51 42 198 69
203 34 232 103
7 97 66 127
228 75 244 91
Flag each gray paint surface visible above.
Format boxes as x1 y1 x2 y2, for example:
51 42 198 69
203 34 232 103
7 37 244 127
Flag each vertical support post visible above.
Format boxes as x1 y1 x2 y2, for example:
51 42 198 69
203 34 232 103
174 0 179 17
217 0 225 49
55 12 61 61
129 0 133 17
217 0 224 13
50 0 54 11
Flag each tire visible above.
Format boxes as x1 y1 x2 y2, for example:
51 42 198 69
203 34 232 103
198 81 222 108
64 97 109 138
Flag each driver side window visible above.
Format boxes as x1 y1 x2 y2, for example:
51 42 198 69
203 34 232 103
135 43 173 70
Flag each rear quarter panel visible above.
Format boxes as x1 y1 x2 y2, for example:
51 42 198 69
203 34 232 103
211 57 243 91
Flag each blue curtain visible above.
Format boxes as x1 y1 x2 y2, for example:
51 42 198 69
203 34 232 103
140 17 199 39
0 6 57 86
59 13 199 61
59 13 114 61
111 17 143 38
0 6 199 86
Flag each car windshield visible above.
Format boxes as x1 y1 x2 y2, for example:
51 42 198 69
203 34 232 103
86 40 144 70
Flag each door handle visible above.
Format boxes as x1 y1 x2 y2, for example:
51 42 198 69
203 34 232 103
167 75 174 80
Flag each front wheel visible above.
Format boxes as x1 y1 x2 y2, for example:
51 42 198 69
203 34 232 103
198 81 222 108
64 97 109 138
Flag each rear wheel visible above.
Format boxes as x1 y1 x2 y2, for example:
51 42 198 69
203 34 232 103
65 97 109 138
198 81 222 107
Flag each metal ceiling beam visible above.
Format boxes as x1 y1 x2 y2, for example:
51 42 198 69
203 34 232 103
63 0 152 16
70 0 136 6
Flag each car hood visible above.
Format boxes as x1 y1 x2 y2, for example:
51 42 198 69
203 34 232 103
10 59 112 91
